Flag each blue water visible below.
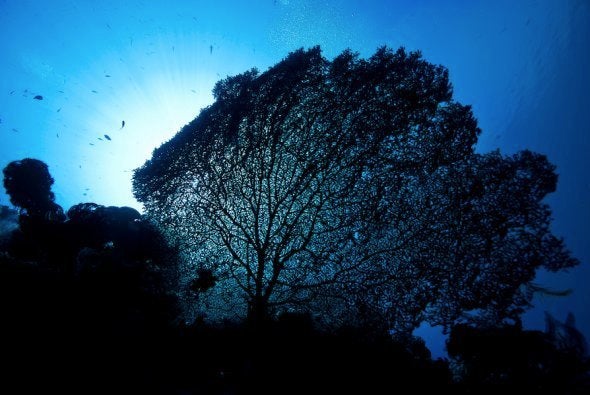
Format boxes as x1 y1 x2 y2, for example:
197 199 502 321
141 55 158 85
1 0 588 359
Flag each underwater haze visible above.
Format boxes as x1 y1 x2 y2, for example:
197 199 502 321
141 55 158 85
0 0 588 358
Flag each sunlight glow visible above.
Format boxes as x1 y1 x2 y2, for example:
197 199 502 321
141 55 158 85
52 35 221 211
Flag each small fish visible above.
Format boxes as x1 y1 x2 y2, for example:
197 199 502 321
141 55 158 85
9 90 15 95
56 133 59 138
33 95 43 100
104 134 111 141
58 90 64 93
12 128 18 132
91 90 98 94
57 108 61 112
121 120 125 129
98 137 103 141
89 143 94 146
191 89 197 93
105 74 111 77
209 45 213 54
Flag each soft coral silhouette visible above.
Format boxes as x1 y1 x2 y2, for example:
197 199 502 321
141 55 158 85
2 158 65 223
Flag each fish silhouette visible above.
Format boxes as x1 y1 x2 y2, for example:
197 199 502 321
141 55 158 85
121 120 125 129
33 95 43 100
104 134 111 141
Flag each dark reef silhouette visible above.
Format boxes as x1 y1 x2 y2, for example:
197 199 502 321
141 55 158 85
1 159 587 395
1 179 585 391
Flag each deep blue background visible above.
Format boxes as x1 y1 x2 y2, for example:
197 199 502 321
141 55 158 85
1 0 588 358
